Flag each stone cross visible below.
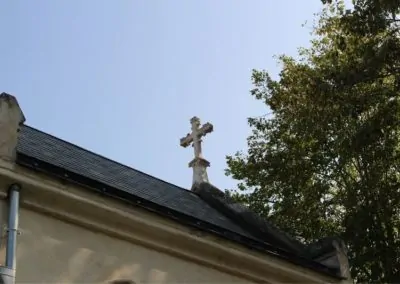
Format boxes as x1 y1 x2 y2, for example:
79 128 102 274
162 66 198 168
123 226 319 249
180 116 213 186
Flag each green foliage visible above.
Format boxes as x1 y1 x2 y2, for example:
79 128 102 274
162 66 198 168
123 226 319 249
226 1 400 282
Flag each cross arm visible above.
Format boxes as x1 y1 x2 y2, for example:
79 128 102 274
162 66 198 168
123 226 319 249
199 122 213 135
180 133 193 147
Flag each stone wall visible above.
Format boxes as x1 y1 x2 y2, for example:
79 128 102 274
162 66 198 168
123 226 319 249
0 200 246 283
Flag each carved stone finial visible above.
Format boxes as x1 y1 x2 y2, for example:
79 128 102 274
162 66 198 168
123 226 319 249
0 93 25 162
180 116 214 187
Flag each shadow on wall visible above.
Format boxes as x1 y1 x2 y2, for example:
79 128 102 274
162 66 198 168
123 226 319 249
110 280 136 284
0 205 243 283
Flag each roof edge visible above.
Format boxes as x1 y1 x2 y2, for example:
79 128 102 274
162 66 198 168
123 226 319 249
192 182 348 279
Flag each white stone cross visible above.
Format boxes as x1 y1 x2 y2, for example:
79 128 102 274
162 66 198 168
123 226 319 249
180 116 213 186
180 116 213 159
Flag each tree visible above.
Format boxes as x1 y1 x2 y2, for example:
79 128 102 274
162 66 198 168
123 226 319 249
323 0 399 17
226 1 400 282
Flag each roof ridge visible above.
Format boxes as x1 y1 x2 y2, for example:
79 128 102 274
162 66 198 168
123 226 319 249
21 124 195 195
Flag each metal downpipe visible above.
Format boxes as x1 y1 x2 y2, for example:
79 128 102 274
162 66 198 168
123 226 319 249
0 184 21 284
5 184 20 269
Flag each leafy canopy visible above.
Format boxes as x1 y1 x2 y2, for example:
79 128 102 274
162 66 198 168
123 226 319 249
226 0 400 282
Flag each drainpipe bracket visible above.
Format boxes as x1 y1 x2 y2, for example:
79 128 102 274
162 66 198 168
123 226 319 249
2 227 21 236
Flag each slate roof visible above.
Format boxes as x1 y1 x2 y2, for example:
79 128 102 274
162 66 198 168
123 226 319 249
15 125 346 279
17 125 255 237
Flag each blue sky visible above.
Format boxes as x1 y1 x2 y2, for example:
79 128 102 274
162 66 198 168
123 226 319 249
1 0 325 190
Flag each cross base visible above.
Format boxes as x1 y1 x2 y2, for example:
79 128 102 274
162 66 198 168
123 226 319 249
188 157 210 168
188 157 210 186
